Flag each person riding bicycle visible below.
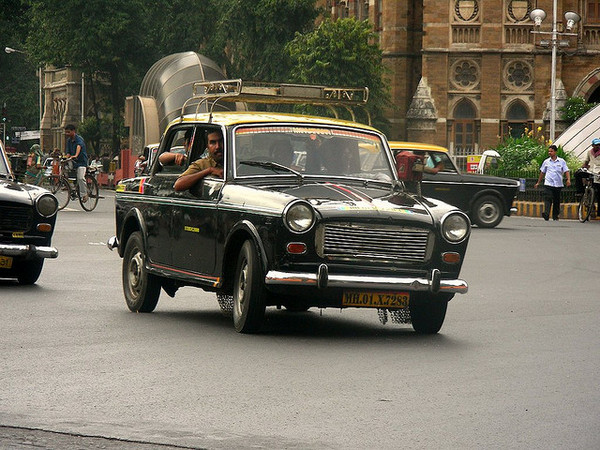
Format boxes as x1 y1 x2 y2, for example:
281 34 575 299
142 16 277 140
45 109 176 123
575 138 600 202
64 124 89 202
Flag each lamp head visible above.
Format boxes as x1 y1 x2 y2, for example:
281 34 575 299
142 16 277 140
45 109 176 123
530 9 547 27
564 11 581 31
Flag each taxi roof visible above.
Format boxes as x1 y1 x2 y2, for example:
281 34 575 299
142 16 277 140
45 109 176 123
388 141 449 153
169 111 379 133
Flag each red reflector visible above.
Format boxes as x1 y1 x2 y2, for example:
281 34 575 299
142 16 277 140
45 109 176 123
286 242 307 254
442 252 461 264
37 223 52 232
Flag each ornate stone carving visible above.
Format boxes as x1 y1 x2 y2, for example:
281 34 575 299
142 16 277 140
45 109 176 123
450 59 480 91
454 0 479 22
407 78 438 130
507 0 531 23
503 59 533 91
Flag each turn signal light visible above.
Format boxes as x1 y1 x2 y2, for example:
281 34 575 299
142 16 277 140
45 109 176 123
286 242 307 254
37 223 52 233
442 252 461 264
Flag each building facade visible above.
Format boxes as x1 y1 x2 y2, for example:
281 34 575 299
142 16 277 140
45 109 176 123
325 0 600 168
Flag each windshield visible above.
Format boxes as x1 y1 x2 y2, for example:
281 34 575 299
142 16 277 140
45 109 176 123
234 125 394 182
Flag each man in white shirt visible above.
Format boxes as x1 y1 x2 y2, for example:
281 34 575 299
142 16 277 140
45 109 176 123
534 144 571 221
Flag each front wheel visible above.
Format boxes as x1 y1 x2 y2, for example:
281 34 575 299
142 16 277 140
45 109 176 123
232 240 267 333
578 186 595 223
122 231 161 312
409 295 450 334
52 177 71 211
79 174 99 211
16 259 44 285
472 195 503 228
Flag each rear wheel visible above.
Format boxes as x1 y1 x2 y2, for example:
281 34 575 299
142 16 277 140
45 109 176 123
16 259 44 285
578 186 594 223
78 174 99 211
52 177 71 210
232 240 267 333
409 294 450 334
472 195 503 228
122 231 160 312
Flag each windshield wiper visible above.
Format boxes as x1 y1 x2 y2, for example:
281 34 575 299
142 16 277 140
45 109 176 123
239 160 304 181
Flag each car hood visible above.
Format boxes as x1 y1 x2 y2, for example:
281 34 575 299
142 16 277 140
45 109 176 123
0 177 48 205
232 180 451 226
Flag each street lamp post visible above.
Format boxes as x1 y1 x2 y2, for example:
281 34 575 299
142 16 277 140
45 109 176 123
4 46 43 128
530 1 580 142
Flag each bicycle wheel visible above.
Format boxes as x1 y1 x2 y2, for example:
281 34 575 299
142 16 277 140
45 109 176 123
53 177 72 211
578 186 595 222
78 174 99 211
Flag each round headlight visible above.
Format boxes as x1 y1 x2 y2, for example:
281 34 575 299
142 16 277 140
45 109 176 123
284 201 315 233
36 193 59 217
441 212 470 243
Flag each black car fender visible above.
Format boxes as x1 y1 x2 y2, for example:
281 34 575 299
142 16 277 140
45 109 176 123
118 207 149 258
220 219 269 290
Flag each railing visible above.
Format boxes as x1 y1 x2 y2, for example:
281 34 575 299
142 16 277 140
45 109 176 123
583 24 600 46
452 25 480 44
487 169 577 203
505 25 533 45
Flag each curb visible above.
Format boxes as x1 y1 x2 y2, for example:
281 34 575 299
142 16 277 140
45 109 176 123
513 201 580 220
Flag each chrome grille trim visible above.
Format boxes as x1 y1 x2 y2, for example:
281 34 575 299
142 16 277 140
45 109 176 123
316 223 433 262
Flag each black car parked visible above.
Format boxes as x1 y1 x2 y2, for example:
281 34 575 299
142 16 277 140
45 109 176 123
390 142 519 228
109 80 471 334
0 141 59 284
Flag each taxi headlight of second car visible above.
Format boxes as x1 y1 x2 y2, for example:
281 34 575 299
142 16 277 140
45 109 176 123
441 212 470 243
36 193 59 217
284 201 315 233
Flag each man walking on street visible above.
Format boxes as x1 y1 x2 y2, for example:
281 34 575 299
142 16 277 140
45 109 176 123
65 124 89 202
534 144 571 221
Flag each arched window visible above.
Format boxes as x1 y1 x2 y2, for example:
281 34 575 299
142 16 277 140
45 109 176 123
502 101 531 138
451 99 478 171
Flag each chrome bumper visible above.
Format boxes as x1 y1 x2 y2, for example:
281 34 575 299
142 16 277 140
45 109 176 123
0 243 58 259
265 265 468 294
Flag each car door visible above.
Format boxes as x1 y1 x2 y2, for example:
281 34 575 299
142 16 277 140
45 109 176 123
170 126 224 279
420 152 469 210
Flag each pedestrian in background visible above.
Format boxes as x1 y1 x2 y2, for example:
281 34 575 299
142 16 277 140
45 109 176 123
534 144 571 221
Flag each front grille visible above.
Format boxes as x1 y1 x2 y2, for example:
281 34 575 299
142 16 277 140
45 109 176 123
0 204 34 232
317 222 432 263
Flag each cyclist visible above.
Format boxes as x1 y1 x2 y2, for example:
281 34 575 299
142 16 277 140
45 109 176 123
64 124 89 202
575 138 600 214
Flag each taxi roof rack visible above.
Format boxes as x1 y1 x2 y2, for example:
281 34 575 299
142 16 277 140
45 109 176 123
179 79 371 125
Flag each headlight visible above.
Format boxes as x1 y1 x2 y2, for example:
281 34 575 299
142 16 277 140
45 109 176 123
284 201 315 233
36 193 59 217
441 212 470 243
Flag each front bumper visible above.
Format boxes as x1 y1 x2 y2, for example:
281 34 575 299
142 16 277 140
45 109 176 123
0 243 58 259
266 265 468 294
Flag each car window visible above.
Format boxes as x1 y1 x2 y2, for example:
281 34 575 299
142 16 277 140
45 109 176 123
234 125 393 181
156 127 196 174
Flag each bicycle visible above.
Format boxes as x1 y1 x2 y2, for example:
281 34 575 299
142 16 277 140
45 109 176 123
49 159 100 212
577 168 600 222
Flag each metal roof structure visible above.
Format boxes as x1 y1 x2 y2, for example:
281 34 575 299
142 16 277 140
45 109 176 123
554 103 600 159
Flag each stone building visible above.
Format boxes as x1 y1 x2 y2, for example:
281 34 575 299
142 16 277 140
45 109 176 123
324 0 600 168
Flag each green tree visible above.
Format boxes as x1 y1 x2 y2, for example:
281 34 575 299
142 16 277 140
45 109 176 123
285 18 391 132
560 96 598 125
0 0 38 135
205 0 319 81
26 0 157 153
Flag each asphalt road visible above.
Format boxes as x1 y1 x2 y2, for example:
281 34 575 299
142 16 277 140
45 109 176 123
1 191 599 449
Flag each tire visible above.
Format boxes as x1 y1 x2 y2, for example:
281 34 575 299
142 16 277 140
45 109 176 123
578 187 594 223
232 240 267 333
79 174 99 211
472 195 503 228
122 231 161 312
16 259 44 285
52 177 71 211
409 295 449 334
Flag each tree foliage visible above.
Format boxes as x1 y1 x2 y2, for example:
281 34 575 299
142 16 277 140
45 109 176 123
285 18 391 132
560 96 598 125
206 0 319 81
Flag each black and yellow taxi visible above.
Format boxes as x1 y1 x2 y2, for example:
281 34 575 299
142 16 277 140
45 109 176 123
109 80 471 334
389 141 519 228
0 140 59 284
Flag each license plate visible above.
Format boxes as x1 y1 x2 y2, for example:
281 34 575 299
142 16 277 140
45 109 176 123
342 290 409 309
0 255 13 269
